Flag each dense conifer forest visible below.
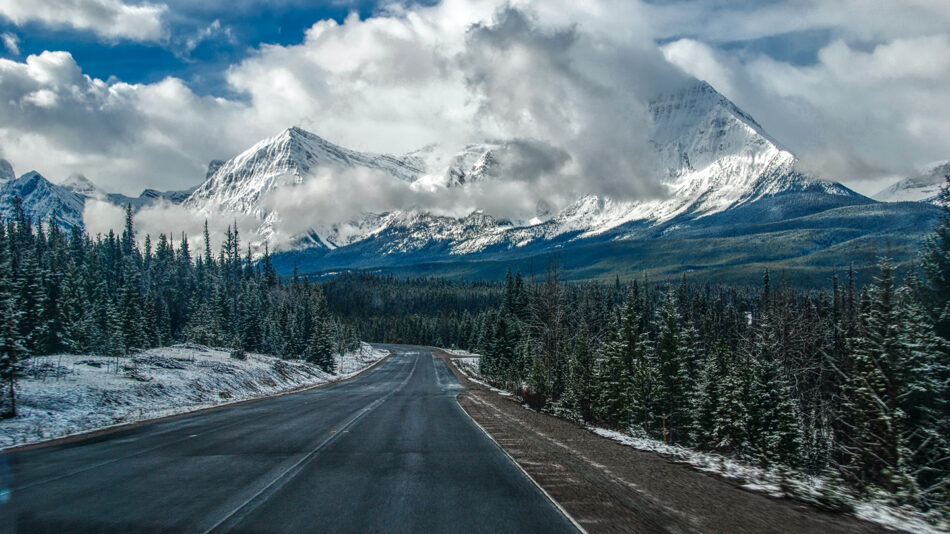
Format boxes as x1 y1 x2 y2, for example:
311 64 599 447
0 181 948 515
0 201 354 420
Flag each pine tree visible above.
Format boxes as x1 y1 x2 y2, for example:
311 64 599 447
594 315 633 428
116 256 145 353
712 351 752 455
0 235 25 418
305 289 335 372
566 321 596 421
653 290 695 444
696 339 730 448
919 172 950 344
748 323 803 467
845 259 919 500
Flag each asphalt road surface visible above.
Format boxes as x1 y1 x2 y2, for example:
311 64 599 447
0 346 578 534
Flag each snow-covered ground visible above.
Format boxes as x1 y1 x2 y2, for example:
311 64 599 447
450 349 948 534
591 429 947 534
440 348 480 357
0 343 388 450
449 355 513 398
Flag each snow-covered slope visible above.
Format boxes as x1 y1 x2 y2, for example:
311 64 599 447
182 80 869 259
108 185 199 211
60 173 100 197
0 169 202 229
0 79 891 269
185 127 424 216
183 127 428 245
0 171 86 228
533 82 862 240
0 343 389 449
407 143 502 189
874 162 949 203
363 81 866 254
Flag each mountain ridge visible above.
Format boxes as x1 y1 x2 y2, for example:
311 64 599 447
875 161 949 203
0 79 941 283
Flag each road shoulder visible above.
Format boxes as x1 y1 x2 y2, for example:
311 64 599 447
434 349 890 534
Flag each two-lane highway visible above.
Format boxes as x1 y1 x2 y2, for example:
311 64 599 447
0 346 578 533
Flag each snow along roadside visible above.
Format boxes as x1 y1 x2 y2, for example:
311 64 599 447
446 354 948 534
0 343 389 451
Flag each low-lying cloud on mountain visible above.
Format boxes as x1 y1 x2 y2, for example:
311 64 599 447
0 0 947 209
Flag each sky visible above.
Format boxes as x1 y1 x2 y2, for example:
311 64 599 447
0 0 948 203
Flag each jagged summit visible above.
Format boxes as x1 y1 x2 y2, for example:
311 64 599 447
543 80 862 240
184 126 424 218
648 80 785 177
649 81 773 147
0 171 85 228
60 174 100 196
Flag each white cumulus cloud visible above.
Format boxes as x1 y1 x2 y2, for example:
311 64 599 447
0 0 942 233
0 0 167 42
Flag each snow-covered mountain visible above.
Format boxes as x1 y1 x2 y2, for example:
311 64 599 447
107 186 200 211
0 78 939 280
0 171 86 229
531 82 862 240
0 166 203 231
60 172 199 211
183 80 871 259
60 174 100 197
186 127 424 216
874 161 949 203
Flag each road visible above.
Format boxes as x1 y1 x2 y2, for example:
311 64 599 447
0 346 578 534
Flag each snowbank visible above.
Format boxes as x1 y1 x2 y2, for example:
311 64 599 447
0 343 389 450
590 428 947 534
440 348 481 357
449 355 513 398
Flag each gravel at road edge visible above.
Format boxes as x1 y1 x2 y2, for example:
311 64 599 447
434 349 891 534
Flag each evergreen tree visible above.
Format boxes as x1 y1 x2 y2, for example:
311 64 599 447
594 315 632 428
653 290 695 444
919 172 950 344
845 259 919 500
566 321 596 421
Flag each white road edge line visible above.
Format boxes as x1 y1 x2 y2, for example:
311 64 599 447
456 395 589 534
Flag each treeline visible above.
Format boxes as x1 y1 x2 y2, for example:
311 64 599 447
323 272 502 346
0 201 355 418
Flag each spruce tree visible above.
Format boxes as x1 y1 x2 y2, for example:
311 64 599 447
845 259 919 500
566 321 596 421
0 236 24 418
919 172 950 344
653 290 702 445
594 315 633 429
